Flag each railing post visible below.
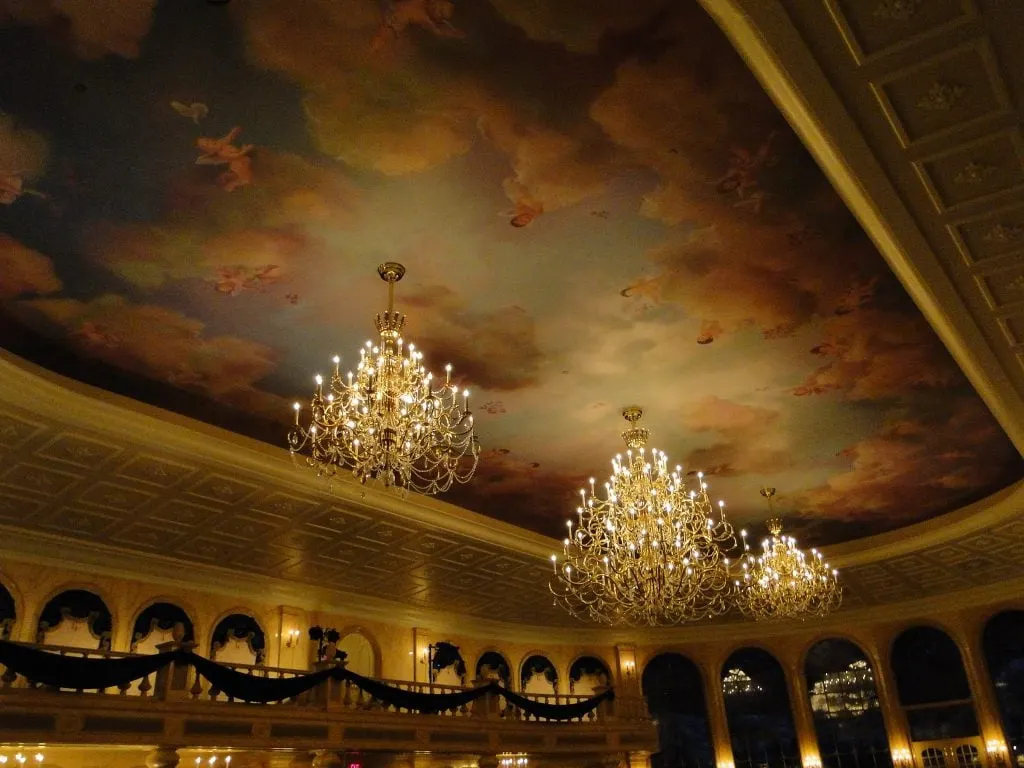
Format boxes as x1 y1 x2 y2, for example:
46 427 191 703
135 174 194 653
471 678 497 719
312 659 347 710
594 685 616 721
154 642 196 702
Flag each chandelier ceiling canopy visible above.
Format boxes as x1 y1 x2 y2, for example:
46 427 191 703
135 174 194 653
736 487 843 621
549 406 739 626
288 262 480 495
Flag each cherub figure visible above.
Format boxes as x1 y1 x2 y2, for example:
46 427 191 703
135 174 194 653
373 0 464 49
196 127 254 192
714 130 778 209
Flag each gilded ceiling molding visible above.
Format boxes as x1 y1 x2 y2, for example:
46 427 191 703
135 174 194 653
697 0 1024 451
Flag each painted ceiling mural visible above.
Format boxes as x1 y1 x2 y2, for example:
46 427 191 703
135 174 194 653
0 0 1020 546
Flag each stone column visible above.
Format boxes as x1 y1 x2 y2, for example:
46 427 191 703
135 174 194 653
950 621 1010 755
863 629 913 759
780 656 821 767
704 660 735 767
311 751 344 768
146 748 181 768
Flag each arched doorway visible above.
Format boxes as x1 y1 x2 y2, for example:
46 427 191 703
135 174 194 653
476 650 512 687
210 614 265 665
521 654 558 694
643 652 714 768
891 626 981 768
982 611 1024 763
36 589 112 650
131 602 194 653
805 639 891 768
722 647 800 768
0 582 15 640
338 631 378 678
569 655 611 695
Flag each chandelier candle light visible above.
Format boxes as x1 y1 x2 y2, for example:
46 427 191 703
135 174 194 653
736 487 842 620
550 406 739 626
289 262 480 494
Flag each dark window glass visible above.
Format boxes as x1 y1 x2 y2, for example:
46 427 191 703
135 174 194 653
982 611 1024 763
643 653 714 768
723 648 800 768
805 639 892 768
891 626 977 741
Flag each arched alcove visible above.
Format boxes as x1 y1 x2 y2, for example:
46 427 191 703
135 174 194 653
643 652 714 768
982 611 1024 757
722 647 800 768
36 589 112 650
891 626 978 742
131 602 194 653
805 638 891 768
521 654 558 694
429 641 467 686
210 613 265 665
0 581 15 640
476 650 512 687
338 630 378 678
569 655 610 694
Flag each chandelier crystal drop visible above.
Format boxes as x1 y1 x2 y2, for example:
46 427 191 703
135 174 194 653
288 262 480 494
549 406 739 626
736 487 842 620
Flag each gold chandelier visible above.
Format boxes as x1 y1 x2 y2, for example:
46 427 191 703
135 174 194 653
288 262 480 494
735 487 842 620
549 406 739 626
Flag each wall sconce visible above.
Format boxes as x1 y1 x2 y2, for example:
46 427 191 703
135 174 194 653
622 660 636 679
803 756 822 768
284 628 301 649
717 761 735 768
891 748 913 768
986 741 1009 767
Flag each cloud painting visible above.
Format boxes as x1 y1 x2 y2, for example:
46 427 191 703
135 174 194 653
0 0 1018 546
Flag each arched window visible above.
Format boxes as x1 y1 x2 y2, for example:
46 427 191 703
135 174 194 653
569 655 611 695
37 589 112 650
982 611 1024 758
210 614 265 665
131 602 194 653
805 639 891 768
643 652 714 768
476 650 511 687
722 647 800 768
0 582 15 640
521 655 558 694
338 631 378 678
891 626 978 742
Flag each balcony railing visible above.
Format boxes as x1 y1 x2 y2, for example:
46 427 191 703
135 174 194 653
0 642 656 755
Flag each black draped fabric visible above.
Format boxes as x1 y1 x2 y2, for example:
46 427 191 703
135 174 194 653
342 667 486 713
502 686 614 721
0 641 177 689
0 641 614 718
190 654 336 703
